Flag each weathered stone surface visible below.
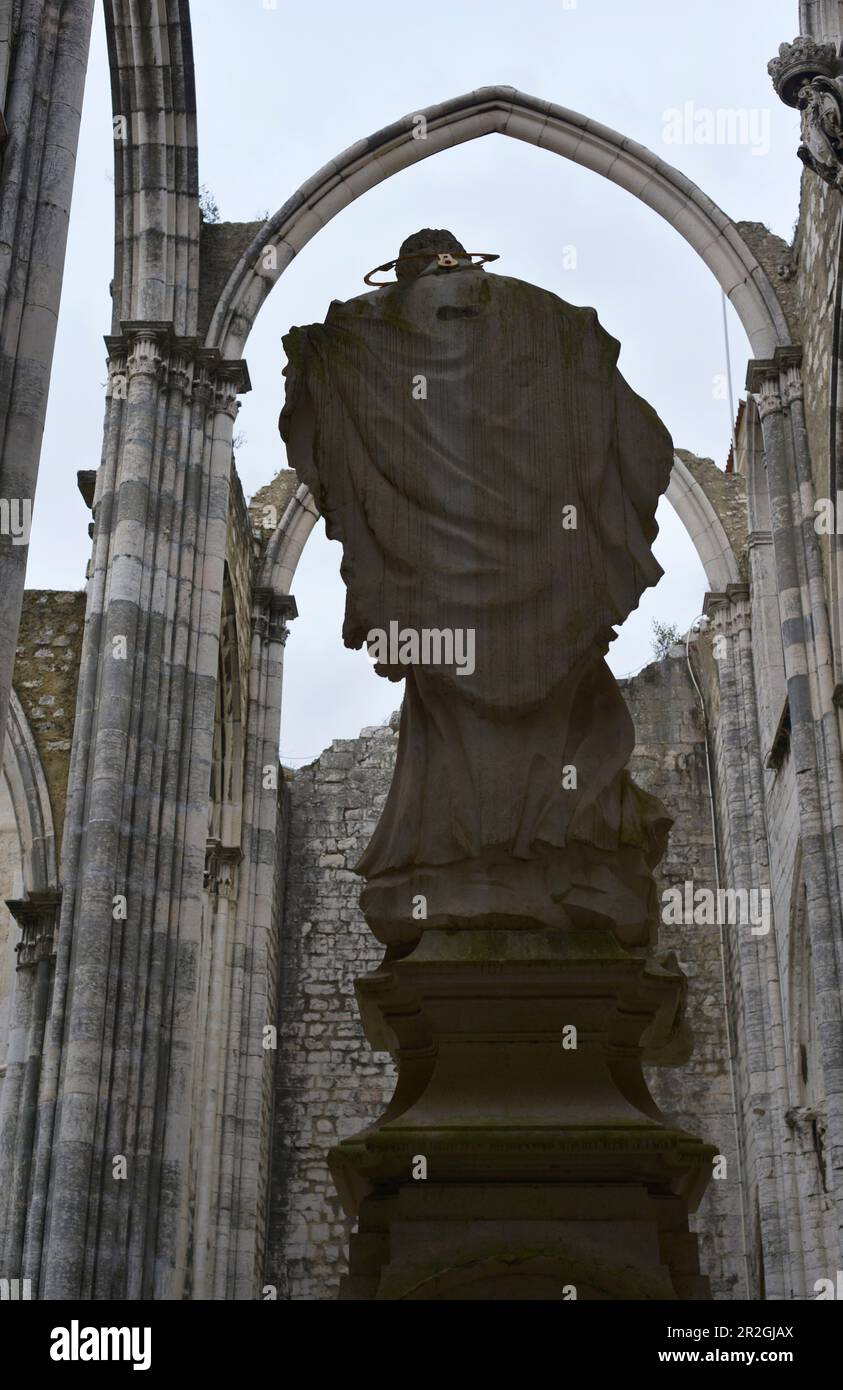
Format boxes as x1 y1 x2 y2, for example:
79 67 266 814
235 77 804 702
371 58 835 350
248 468 300 546
676 450 748 579
11 591 86 850
269 654 745 1299
198 222 265 341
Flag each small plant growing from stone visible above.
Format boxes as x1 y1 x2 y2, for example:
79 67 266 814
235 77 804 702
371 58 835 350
651 619 681 660
199 184 221 223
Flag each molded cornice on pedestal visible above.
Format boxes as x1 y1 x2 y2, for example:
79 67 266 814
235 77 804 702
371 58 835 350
331 924 714 1300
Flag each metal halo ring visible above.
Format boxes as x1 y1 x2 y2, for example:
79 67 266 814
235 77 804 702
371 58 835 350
363 251 499 286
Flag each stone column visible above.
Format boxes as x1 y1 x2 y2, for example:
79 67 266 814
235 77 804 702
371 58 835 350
0 890 60 1275
799 1 843 45
225 589 296 1298
703 587 796 1296
15 326 249 1299
749 354 843 1264
0 0 95 769
191 840 242 1299
768 30 843 715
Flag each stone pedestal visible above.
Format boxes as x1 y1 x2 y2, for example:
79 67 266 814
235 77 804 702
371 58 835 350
330 925 714 1300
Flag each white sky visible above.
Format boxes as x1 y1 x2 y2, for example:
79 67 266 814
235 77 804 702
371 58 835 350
28 0 802 764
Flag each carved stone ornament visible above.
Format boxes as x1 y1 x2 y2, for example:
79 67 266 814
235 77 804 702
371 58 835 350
769 36 843 189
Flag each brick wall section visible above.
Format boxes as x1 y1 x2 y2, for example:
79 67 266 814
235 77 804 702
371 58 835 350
268 657 745 1299
12 590 87 853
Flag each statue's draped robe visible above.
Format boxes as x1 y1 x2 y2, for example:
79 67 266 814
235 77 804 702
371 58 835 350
280 266 674 944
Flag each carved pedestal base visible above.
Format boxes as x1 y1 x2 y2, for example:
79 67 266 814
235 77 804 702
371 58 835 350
329 924 714 1300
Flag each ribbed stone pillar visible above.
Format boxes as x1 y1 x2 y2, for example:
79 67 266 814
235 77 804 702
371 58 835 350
0 0 95 769
0 891 60 1277
704 586 795 1295
799 0 843 44
224 588 296 1299
14 326 249 1300
750 354 843 1263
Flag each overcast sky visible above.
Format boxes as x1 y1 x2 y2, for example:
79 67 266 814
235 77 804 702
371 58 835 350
28 0 801 764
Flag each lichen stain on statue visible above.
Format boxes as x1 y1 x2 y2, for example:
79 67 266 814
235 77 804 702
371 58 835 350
280 229 675 949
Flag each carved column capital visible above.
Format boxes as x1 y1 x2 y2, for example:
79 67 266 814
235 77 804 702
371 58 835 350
105 348 128 381
125 330 166 384
103 327 251 402
167 350 195 397
213 377 241 422
747 347 804 417
703 584 752 645
8 891 62 970
196 349 251 399
751 370 784 420
251 589 298 642
193 365 217 407
783 361 805 404
726 583 753 634
203 841 243 899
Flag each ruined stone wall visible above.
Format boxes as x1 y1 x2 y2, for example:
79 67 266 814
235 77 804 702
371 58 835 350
255 772 290 1294
11 590 86 853
268 657 745 1299
676 450 748 576
267 717 398 1300
0 590 84 1184
625 657 743 1301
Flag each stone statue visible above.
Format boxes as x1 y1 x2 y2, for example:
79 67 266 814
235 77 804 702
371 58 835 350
797 75 843 188
282 233 713 1300
280 229 674 947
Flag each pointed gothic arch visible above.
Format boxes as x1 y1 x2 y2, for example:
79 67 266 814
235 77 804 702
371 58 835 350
2 691 57 899
205 86 791 360
196 85 775 599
